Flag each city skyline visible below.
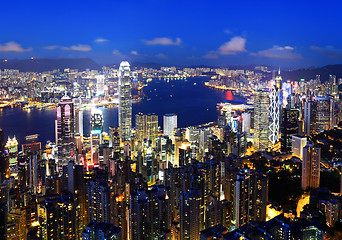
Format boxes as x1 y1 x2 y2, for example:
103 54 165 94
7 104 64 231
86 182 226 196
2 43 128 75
1 1 342 67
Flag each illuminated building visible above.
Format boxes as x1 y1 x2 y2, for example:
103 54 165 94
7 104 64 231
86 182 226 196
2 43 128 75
82 222 122 240
96 75 105 96
87 174 110 223
163 113 177 138
269 85 281 149
109 126 120 159
130 186 171 239
0 129 7 182
315 96 331 132
38 193 77 240
241 112 251 136
75 108 83 137
304 100 317 136
5 137 18 175
233 170 268 228
56 94 75 169
118 61 132 142
280 109 299 152
301 142 320 190
292 135 307 159
253 90 270 151
180 188 201 240
135 113 158 147
90 108 103 164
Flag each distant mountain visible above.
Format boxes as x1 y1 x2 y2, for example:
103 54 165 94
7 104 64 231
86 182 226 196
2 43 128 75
282 64 342 82
0 58 101 72
130 62 162 69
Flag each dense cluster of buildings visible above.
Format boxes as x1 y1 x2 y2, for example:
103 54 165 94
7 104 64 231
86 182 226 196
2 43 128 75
0 61 342 239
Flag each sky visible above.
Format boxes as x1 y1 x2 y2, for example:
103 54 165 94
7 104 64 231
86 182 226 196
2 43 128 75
0 0 342 68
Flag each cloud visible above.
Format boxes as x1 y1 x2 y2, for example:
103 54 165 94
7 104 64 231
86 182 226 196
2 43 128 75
112 49 126 58
203 36 246 59
44 45 59 50
203 51 219 59
0 41 32 52
218 36 247 55
61 44 91 51
311 45 342 59
130 50 138 55
251 45 301 59
44 44 91 51
145 37 182 46
155 53 168 59
94 38 109 43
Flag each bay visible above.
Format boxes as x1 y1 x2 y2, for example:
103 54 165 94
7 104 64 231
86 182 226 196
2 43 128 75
0 77 243 145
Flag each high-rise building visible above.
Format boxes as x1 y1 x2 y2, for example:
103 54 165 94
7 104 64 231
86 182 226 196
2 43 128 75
315 96 331 132
253 90 270 151
90 109 104 164
38 193 77 240
130 186 171 240
87 175 110 223
135 113 158 147
302 142 320 190
180 188 201 240
269 85 281 149
5 137 18 175
0 129 7 181
292 135 307 159
281 109 299 152
118 61 132 142
56 94 75 169
75 108 83 137
303 100 317 136
163 114 177 138
96 75 105 96
233 170 268 228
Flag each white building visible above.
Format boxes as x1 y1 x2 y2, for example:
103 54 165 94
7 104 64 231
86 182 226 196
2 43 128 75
163 113 177 138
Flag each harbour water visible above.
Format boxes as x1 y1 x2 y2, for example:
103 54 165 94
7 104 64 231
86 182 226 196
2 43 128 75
0 77 244 145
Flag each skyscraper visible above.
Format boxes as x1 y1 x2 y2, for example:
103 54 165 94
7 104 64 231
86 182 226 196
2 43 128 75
56 94 75 169
118 61 132 143
5 137 18 175
180 188 201 240
315 96 331 132
163 113 177 138
302 142 320 190
269 85 281 149
281 108 299 152
253 90 270 151
135 113 158 147
75 108 83 137
233 170 268 228
292 135 307 159
96 75 105 96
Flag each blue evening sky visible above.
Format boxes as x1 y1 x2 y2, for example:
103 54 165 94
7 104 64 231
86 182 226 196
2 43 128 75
0 0 341 68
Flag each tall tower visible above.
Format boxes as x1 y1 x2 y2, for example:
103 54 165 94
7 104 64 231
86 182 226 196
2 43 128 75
56 94 75 169
281 108 299 152
96 75 105 96
269 85 281 149
304 101 317 136
301 142 320 190
163 114 177 138
315 96 331 132
253 90 270 151
90 108 103 164
180 188 201 240
135 113 158 147
118 61 132 142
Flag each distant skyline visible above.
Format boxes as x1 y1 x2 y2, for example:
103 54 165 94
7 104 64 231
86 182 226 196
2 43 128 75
1 0 342 67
